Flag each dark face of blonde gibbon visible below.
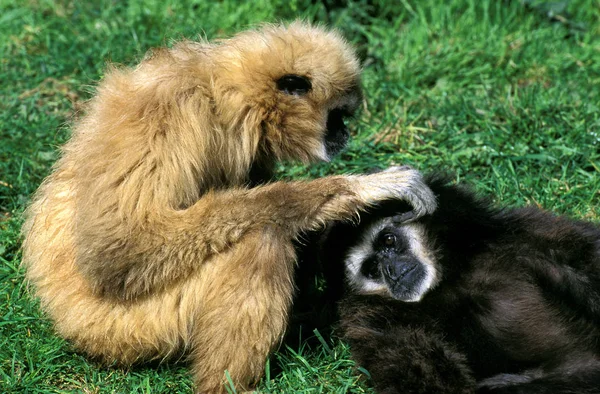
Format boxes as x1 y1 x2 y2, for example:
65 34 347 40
248 67 361 184
275 73 361 157
266 71 362 165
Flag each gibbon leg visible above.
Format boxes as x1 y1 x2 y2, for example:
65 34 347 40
189 228 297 393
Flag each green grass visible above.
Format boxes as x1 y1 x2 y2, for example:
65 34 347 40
1 0 599 392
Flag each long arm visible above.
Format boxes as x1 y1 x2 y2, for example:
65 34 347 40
516 215 600 324
532 259 600 324
75 168 437 300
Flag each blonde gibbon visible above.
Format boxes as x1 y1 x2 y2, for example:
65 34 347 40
22 21 437 392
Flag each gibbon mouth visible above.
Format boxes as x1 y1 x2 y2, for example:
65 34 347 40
324 108 351 156
383 260 426 300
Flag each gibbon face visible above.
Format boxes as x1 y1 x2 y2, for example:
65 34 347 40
212 22 362 164
271 71 358 159
344 218 439 302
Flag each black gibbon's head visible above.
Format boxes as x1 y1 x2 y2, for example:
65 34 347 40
344 216 439 302
213 21 362 164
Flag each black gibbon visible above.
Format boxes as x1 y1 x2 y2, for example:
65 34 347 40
321 174 600 394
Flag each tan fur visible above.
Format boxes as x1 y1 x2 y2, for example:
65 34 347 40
22 22 437 393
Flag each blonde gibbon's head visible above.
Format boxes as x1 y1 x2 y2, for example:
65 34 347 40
210 21 362 167
78 21 362 211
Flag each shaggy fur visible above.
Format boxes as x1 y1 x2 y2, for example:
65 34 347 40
21 22 437 393
322 175 600 394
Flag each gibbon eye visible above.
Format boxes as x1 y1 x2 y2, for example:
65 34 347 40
276 74 312 96
382 233 396 247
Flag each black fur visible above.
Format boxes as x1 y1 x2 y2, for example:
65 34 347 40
322 174 600 394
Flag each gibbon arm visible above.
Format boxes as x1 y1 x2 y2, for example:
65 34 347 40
344 324 476 394
76 168 437 300
534 261 600 323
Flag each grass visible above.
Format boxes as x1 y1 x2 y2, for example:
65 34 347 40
1 0 599 392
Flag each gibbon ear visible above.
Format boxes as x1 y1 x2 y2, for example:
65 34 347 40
276 74 312 96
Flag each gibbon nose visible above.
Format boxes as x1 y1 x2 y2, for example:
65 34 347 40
384 261 417 282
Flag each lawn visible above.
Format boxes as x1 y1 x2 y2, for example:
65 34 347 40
1 0 599 392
